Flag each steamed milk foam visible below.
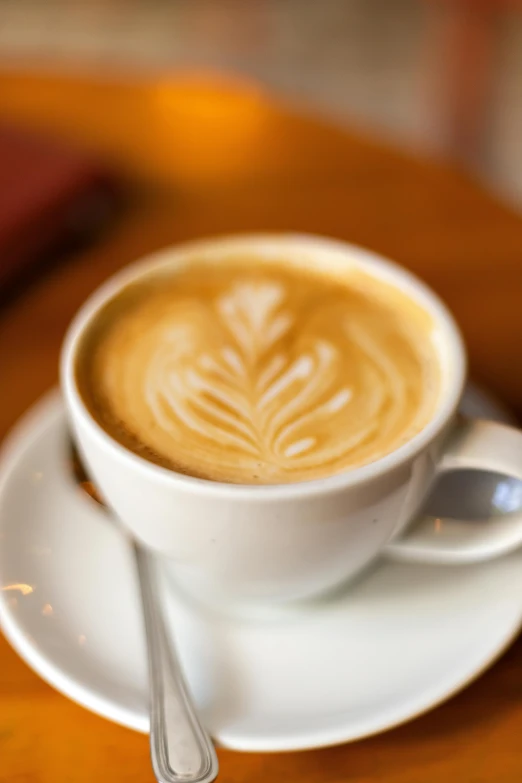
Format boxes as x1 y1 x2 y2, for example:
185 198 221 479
77 256 440 484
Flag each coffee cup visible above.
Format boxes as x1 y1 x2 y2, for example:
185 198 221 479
61 234 522 602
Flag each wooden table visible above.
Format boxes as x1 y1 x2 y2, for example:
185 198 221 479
1 68 522 783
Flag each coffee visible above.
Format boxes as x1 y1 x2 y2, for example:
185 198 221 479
77 256 440 484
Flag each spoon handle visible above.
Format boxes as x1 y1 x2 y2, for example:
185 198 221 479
135 545 219 783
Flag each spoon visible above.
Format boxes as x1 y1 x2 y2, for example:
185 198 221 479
70 442 219 783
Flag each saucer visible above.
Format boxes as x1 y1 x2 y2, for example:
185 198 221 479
1 389 522 752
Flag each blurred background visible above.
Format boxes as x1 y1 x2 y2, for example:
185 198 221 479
1 0 522 203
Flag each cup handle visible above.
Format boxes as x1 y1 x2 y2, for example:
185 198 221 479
386 418 522 564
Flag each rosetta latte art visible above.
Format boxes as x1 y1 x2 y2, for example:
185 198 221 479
84 267 439 483
145 282 355 468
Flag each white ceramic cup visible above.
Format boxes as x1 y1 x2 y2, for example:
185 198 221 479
61 234 522 603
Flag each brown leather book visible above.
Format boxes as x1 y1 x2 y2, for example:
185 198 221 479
0 125 120 290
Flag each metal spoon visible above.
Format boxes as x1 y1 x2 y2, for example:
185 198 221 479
70 442 219 783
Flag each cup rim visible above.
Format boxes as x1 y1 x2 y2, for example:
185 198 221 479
61 232 467 500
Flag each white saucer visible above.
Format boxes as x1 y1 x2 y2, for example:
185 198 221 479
1 389 522 752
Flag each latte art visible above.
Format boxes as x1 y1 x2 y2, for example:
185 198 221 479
144 282 354 470
79 261 440 483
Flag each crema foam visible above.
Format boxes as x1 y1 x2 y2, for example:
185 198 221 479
77 257 440 484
